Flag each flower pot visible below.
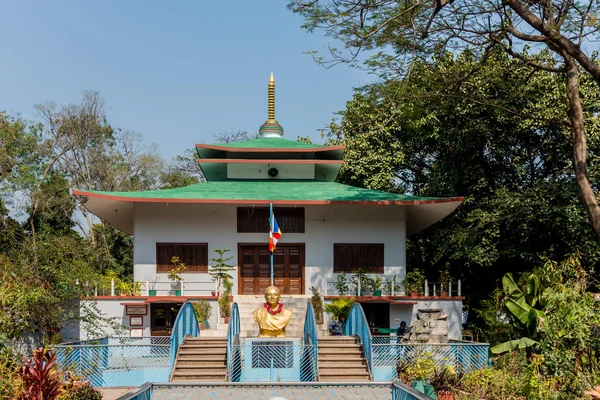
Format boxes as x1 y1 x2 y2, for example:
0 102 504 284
211 291 216 296
411 380 438 399
174 290 182 296
438 391 454 400
224 316 230 324
410 291 419 297
149 290 157 296
440 291 448 297
199 322 205 330
227 295 233 302
374 290 382 296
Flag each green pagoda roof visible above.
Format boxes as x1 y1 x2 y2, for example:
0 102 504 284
74 180 452 203
72 180 463 235
195 138 345 160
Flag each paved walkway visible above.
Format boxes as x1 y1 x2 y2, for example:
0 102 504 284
98 387 137 400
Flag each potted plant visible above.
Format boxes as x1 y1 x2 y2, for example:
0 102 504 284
146 276 159 296
351 268 373 296
402 269 425 297
167 256 186 296
218 295 231 323
405 351 436 398
218 276 233 323
430 367 463 400
310 286 324 324
372 276 384 296
192 300 212 329
334 273 349 295
439 267 452 297
209 249 234 297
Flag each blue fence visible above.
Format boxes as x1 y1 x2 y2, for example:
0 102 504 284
226 302 241 382
344 303 373 376
372 337 489 381
55 337 170 387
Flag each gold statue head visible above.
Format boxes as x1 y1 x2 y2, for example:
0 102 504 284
264 286 281 307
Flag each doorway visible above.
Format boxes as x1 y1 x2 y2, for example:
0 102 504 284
150 303 182 336
238 243 304 295
360 302 390 334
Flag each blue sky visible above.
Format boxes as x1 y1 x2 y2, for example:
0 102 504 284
1 0 371 160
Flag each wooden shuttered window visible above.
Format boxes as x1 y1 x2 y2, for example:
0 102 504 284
333 243 384 273
156 243 208 273
237 207 305 233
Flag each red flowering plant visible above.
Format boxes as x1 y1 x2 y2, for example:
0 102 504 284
18 348 63 400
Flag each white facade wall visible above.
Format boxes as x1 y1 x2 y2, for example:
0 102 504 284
133 203 407 296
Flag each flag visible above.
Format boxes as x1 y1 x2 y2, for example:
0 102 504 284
269 210 282 253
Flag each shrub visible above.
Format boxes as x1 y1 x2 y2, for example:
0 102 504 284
60 385 103 400
458 368 524 400
18 348 63 400
192 300 212 324
0 347 24 399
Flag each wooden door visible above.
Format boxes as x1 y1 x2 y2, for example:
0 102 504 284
239 244 304 295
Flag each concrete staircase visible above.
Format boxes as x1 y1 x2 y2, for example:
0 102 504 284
170 337 227 381
317 336 371 381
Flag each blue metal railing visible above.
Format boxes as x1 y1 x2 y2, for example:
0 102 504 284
391 380 432 400
302 302 319 381
168 302 199 375
344 303 373 376
226 302 241 382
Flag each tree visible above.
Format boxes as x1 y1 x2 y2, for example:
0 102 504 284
322 51 600 312
289 0 600 239
36 91 164 242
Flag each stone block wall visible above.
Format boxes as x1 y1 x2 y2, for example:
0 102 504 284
409 308 449 343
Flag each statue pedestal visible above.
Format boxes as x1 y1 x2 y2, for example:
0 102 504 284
242 338 303 381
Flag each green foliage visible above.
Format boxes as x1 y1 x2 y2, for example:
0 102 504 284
310 286 324 322
333 273 349 295
60 386 103 400
18 348 63 400
0 348 24 399
402 270 425 295
209 249 235 293
167 256 186 282
350 268 373 295
192 300 212 325
459 368 524 400
323 297 356 319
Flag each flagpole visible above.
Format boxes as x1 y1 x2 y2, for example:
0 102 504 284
270 202 274 286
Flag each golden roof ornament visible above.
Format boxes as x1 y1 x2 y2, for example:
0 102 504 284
259 73 284 138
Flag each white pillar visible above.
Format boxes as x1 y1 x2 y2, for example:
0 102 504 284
458 279 462 296
424 279 429 297
146 280 150 296
111 279 115 296
391 276 395 297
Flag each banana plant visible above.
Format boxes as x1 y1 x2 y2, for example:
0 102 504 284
491 273 552 354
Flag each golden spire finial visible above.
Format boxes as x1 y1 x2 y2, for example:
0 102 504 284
259 73 284 138
268 72 276 122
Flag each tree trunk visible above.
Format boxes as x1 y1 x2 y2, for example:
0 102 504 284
564 56 600 239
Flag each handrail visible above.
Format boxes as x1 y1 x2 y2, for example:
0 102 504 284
226 303 241 381
303 302 319 381
343 303 373 376
168 302 200 378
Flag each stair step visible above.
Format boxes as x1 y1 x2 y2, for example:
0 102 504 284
319 360 365 367
174 360 227 366
319 375 371 382
318 356 364 362
175 365 227 372
318 343 361 348
319 367 369 374
172 370 227 376
181 343 227 348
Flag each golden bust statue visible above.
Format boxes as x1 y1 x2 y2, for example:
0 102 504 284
252 286 293 337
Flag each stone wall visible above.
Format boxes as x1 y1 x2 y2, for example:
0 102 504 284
409 308 449 343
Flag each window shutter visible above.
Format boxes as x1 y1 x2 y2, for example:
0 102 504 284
156 243 208 273
333 244 384 273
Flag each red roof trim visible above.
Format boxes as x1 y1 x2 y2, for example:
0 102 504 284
72 189 465 206
195 143 346 153
197 158 343 165
324 295 465 301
